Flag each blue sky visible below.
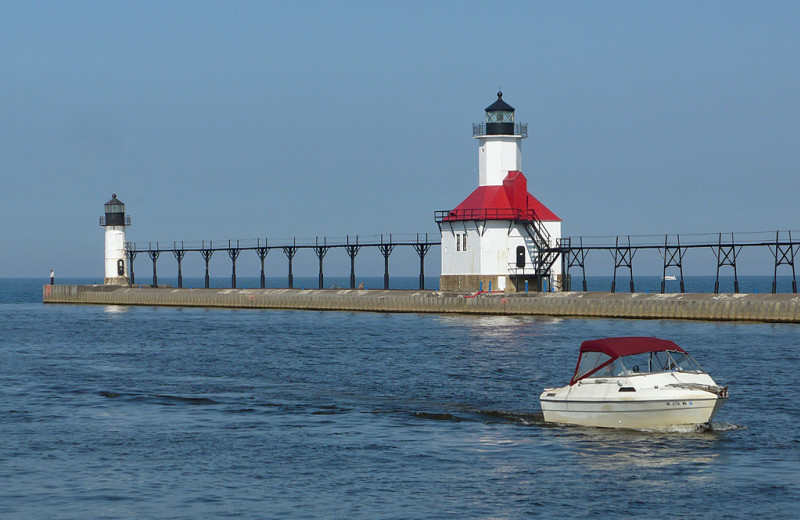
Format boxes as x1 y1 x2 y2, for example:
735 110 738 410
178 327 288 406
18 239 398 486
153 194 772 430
2 1 799 278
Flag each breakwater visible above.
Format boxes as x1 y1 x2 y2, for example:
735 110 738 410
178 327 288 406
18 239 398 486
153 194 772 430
43 284 800 322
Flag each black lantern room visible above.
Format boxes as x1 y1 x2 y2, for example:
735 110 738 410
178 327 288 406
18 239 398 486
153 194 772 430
484 91 515 135
101 194 130 227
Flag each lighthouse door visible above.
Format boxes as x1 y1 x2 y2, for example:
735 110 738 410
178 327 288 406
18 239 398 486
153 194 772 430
117 259 125 276
515 246 526 268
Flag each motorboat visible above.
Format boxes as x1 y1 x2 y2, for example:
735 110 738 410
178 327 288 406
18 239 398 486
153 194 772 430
540 337 728 429
663 275 677 281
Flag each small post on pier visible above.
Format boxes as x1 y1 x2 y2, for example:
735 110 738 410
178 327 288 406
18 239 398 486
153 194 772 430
771 230 798 294
559 238 570 292
126 250 137 285
173 243 186 288
379 234 395 290
566 237 588 292
228 240 240 289
283 240 297 289
413 234 432 290
611 236 636 293
256 239 269 289
345 235 361 289
201 241 214 289
314 237 329 290
148 245 160 288
660 235 686 294
714 233 741 294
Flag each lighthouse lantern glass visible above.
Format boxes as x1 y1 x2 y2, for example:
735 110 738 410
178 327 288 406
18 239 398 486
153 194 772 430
486 110 514 123
104 198 125 227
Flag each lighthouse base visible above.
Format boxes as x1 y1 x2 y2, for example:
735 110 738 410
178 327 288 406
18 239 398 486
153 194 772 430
104 276 130 286
440 274 548 293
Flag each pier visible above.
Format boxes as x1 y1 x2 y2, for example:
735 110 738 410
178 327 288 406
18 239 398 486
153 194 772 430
43 284 800 323
42 227 797 323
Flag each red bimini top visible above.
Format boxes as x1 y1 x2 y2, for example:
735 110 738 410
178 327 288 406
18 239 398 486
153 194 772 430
568 337 688 385
442 171 561 222
579 337 686 359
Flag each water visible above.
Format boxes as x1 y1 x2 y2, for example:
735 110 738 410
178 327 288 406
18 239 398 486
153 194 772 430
2 278 799 518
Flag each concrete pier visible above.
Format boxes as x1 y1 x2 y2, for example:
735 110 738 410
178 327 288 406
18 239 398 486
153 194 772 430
43 284 800 323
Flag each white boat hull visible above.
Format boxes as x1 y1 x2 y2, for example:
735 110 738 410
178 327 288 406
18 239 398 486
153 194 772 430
540 395 725 429
540 372 727 429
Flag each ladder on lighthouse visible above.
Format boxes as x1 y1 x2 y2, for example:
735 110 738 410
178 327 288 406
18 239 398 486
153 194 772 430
521 214 560 277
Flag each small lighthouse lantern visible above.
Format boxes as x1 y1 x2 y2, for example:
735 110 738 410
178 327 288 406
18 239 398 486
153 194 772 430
100 194 131 285
103 194 128 227
484 91 515 135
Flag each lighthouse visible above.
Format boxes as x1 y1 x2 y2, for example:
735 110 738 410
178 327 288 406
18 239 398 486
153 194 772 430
436 92 562 292
100 194 131 285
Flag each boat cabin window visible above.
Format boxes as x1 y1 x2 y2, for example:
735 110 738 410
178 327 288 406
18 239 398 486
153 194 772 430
574 351 612 381
620 352 658 375
616 350 704 376
593 359 626 377
649 350 703 373
573 349 703 383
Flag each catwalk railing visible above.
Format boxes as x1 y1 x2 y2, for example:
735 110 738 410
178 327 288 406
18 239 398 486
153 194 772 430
559 230 799 294
471 122 528 137
125 229 798 294
126 233 440 290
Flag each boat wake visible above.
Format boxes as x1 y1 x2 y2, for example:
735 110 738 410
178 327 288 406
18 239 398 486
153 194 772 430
619 421 744 434
408 404 743 434
472 409 546 426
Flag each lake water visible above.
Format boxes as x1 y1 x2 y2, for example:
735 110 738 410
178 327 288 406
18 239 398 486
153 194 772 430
2 278 799 518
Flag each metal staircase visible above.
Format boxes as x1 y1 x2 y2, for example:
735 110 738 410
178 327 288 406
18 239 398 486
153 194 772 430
521 216 560 276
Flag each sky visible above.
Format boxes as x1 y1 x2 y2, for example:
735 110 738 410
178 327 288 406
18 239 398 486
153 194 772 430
2 1 799 278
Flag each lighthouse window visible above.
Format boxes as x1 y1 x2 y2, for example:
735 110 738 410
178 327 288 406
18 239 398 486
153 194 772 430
487 111 514 123
456 234 461 251
463 233 467 251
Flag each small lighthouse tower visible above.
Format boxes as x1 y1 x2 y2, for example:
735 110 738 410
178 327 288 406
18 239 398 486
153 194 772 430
100 194 131 285
436 92 562 292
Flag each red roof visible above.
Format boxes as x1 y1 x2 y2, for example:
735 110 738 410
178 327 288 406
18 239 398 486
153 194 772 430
443 171 560 222
579 337 686 358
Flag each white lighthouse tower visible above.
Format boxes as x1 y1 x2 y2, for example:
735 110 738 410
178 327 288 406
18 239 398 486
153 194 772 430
101 194 130 285
436 92 562 292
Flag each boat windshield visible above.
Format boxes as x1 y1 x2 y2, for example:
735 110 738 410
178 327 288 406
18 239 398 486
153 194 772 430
648 350 703 373
574 351 613 381
573 349 703 383
616 350 704 376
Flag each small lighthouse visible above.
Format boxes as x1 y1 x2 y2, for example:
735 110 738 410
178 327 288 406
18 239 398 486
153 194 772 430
436 92 562 292
100 194 130 285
